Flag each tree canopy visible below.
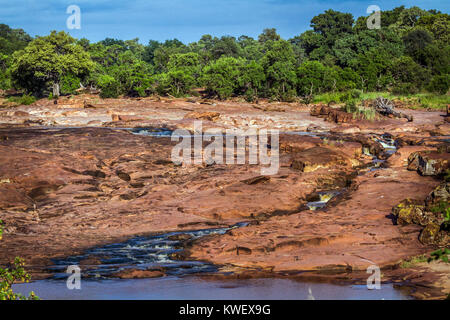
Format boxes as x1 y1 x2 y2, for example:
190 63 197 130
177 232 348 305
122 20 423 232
1 5 448 99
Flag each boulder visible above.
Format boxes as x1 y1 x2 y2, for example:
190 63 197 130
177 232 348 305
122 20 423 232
326 110 354 123
392 198 446 226
393 183 450 246
419 223 443 245
407 151 450 176
279 135 321 153
184 111 220 122
310 105 354 123
290 146 350 172
14 111 30 117
113 268 165 279
425 182 449 207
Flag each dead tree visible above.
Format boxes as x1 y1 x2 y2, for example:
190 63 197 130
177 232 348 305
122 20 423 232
373 97 413 122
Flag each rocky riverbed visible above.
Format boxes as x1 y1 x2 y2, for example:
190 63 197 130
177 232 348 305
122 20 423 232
0 95 449 299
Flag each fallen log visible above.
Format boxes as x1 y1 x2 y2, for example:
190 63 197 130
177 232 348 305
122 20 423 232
373 97 413 122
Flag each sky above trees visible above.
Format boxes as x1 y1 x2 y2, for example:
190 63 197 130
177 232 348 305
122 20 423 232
0 0 449 43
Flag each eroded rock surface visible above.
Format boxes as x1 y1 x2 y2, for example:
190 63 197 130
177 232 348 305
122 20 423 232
0 127 360 269
0 96 448 298
188 168 438 272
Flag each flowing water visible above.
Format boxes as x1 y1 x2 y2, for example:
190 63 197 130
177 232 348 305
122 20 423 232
46 223 248 280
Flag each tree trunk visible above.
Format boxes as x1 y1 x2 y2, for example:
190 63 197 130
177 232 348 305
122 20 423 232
53 82 60 98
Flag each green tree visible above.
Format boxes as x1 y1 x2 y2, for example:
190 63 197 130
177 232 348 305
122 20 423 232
389 55 430 93
143 40 161 64
237 60 265 101
417 13 450 43
258 28 281 43
0 24 32 55
106 51 154 97
157 52 200 96
334 29 403 68
427 74 450 94
260 40 297 100
97 74 120 98
10 31 94 97
153 39 188 73
310 10 354 49
202 57 244 99
296 30 325 58
211 36 241 60
394 6 430 33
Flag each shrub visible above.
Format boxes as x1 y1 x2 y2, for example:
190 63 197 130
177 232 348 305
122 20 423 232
342 100 376 120
428 248 449 263
7 94 36 105
0 257 39 300
343 100 358 113
427 74 450 95
60 74 80 95
97 74 120 99
392 83 419 95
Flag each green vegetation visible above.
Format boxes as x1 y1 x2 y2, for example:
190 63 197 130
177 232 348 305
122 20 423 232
444 169 450 182
0 257 39 300
0 221 39 300
0 6 448 104
314 91 449 110
429 248 450 263
400 254 428 268
7 94 35 105
429 201 450 231
9 31 94 97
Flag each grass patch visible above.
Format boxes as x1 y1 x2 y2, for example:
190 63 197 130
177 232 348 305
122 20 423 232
342 100 377 121
400 254 428 268
313 89 363 105
314 91 449 111
7 94 36 106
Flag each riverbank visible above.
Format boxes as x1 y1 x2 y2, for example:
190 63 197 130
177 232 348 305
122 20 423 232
0 96 448 299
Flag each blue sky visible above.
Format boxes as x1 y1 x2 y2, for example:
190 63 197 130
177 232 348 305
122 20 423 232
1 0 448 44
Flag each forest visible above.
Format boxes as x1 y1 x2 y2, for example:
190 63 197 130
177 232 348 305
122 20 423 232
0 5 448 104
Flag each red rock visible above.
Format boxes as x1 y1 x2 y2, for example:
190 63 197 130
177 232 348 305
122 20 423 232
184 111 220 122
407 151 450 176
118 115 145 122
290 146 351 172
113 268 165 279
279 135 321 153
13 111 30 117
188 168 438 272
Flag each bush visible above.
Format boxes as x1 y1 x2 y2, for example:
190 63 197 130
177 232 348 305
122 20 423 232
339 89 362 103
0 257 39 300
60 74 80 95
427 74 450 95
343 100 358 113
7 94 36 105
97 75 120 99
392 82 419 95
202 57 244 99
342 100 376 120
